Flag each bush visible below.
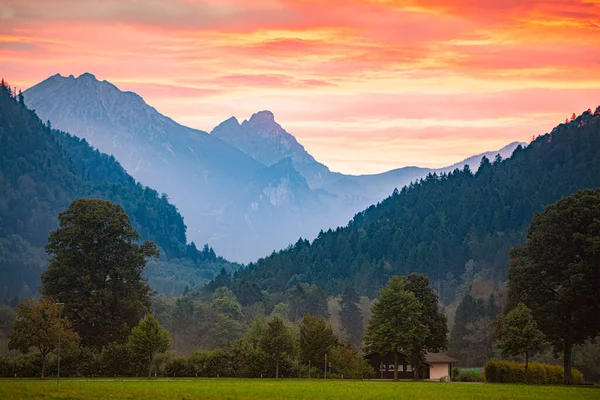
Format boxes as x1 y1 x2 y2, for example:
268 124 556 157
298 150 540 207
485 360 584 384
451 367 461 381
455 369 485 382
0 355 14 377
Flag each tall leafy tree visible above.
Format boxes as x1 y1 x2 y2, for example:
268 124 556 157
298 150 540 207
8 298 79 379
363 276 429 381
259 317 295 378
299 314 338 371
128 313 171 378
339 284 364 346
404 273 448 376
507 189 600 384
41 198 158 348
494 302 546 382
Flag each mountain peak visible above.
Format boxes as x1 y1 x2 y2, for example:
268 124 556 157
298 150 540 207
249 110 275 125
78 72 97 81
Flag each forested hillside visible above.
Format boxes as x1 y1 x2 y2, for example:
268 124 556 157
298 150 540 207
0 80 235 299
229 107 600 299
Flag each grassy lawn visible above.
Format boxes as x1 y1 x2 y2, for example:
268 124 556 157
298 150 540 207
0 378 597 400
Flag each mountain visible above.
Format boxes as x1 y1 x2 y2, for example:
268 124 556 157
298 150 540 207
23 74 330 262
0 80 236 298
24 73 528 264
212 111 339 189
225 107 600 300
211 110 526 226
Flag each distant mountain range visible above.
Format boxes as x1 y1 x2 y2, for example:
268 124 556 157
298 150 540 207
24 73 525 262
229 107 600 299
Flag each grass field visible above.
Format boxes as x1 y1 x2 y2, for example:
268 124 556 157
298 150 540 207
0 379 598 400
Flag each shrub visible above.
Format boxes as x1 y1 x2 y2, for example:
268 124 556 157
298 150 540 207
451 367 460 381
456 369 485 382
0 355 14 377
485 360 584 385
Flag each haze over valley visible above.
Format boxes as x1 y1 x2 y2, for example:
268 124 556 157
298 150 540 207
23 72 525 263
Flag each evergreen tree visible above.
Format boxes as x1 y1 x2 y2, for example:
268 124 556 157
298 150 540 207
339 284 364 346
227 108 600 300
404 274 448 375
299 314 338 372
259 317 295 378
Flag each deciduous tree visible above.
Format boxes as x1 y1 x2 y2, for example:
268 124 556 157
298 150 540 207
363 276 429 380
8 298 79 379
507 189 600 384
41 199 158 348
128 313 171 378
494 302 546 382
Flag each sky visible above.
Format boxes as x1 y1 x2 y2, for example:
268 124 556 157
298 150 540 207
1 0 599 174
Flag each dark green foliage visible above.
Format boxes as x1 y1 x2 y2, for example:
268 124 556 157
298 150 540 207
339 284 363 346
328 342 375 379
449 293 498 366
484 360 584 385
229 108 600 298
259 317 296 378
404 274 448 371
42 199 158 348
363 276 429 380
298 314 338 370
494 303 546 381
0 82 236 298
507 189 600 384
453 368 485 382
128 313 172 378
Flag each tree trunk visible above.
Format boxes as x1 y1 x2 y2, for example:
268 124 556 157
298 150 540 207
276 359 279 379
564 340 573 385
148 358 153 378
524 350 529 383
394 350 398 381
41 354 46 380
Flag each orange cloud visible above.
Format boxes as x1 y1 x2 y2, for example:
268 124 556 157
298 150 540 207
1 0 599 173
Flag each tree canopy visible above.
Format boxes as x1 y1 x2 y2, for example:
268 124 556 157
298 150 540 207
507 189 600 384
41 198 158 348
8 297 79 379
128 313 171 378
494 302 546 382
339 284 363 346
363 276 429 381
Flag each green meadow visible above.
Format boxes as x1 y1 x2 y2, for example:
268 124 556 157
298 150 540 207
0 379 598 400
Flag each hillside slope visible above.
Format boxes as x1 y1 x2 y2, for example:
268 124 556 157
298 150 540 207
0 81 235 298
229 107 600 299
23 74 348 262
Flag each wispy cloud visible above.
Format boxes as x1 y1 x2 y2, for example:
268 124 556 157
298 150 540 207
2 0 599 173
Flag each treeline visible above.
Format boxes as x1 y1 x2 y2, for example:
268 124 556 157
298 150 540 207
0 80 237 298
227 106 600 299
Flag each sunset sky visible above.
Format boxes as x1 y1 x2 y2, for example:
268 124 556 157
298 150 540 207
1 0 599 174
